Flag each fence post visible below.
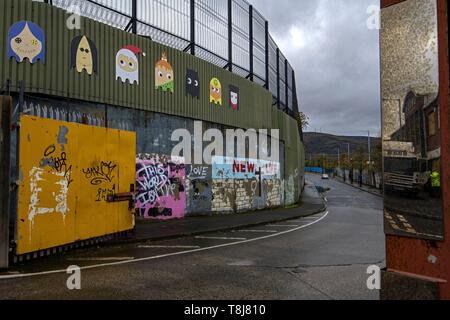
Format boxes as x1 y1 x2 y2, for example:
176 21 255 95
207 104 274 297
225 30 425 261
190 0 195 55
131 0 137 34
285 59 288 111
249 5 254 81
228 0 233 71
276 48 280 108
265 21 269 90
0 96 12 269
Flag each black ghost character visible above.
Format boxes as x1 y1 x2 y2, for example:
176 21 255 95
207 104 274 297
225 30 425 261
229 85 239 110
186 69 200 99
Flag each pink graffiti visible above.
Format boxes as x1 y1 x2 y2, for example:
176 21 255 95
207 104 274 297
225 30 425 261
136 158 186 220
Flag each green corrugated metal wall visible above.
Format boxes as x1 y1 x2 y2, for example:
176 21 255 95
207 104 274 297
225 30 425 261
0 0 304 201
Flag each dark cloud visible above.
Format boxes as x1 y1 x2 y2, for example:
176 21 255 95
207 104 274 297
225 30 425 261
250 0 381 136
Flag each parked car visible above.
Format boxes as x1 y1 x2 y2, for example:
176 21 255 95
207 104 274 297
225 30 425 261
322 174 329 180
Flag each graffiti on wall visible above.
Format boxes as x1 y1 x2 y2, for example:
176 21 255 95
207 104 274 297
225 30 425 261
186 165 213 214
212 156 280 180
8 21 45 64
210 78 222 105
211 156 282 213
136 154 186 220
116 45 145 85
285 169 299 206
155 52 174 93
70 35 98 75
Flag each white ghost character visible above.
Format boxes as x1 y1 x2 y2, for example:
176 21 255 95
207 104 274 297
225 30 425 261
116 45 145 85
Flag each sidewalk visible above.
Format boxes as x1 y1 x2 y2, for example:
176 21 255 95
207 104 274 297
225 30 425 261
119 185 326 244
334 177 383 198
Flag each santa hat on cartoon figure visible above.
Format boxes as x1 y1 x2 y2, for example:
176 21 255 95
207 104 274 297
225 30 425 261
116 45 146 84
120 45 146 58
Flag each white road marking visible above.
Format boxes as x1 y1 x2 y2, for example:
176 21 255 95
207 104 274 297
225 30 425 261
67 257 134 262
237 230 278 233
138 245 201 249
0 211 329 280
267 224 299 227
195 236 247 241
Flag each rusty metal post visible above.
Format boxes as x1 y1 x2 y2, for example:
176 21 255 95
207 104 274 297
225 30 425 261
0 96 12 269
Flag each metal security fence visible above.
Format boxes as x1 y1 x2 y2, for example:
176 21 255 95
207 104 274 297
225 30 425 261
38 0 298 117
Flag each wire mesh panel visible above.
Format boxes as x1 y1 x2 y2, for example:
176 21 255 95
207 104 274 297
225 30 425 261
41 0 299 117
279 51 287 107
195 0 228 61
52 0 132 30
287 63 294 110
232 0 250 73
268 36 278 100
137 0 190 50
253 9 266 85
137 22 189 50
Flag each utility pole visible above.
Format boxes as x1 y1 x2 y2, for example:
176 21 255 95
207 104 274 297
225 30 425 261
368 131 371 164
338 147 340 168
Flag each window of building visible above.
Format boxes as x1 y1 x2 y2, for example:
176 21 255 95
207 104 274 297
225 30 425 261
427 111 436 137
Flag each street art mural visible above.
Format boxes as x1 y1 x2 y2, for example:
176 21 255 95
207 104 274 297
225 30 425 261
186 69 200 99
229 85 239 110
70 35 98 75
136 155 186 220
186 165 213 214
210 78 222 105
155 52 174 93
8 21 45 64
212 156 280 180
211 156 282 213
116 45 145 84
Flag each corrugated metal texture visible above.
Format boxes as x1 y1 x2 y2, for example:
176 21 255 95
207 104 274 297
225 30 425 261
1 0 300 149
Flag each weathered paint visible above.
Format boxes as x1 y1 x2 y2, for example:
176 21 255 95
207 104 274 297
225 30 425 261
17 115 136 255
136 154 186 220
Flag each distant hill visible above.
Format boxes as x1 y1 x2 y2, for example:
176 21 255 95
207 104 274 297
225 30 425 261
303 132 381 157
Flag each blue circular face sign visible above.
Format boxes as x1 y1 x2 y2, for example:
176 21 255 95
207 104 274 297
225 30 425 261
8 21 45 64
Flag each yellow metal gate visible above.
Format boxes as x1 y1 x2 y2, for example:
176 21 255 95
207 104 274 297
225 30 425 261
16 115 136 255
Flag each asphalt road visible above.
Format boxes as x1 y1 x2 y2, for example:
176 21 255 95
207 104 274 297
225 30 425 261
0 174 385 300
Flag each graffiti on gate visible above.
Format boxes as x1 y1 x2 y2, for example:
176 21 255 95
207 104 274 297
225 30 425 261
82 161 117 185
81 161 118 202
136 155 186 220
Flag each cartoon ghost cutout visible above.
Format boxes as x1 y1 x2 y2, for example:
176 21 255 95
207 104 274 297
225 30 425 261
155 52 174 93
229 85 239 110
70 35 98 75
210 78 222 105
186 69 200 99
116 45 145 85
8 21 45 64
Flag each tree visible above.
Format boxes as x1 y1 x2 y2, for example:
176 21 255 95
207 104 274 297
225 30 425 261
296 112 310 131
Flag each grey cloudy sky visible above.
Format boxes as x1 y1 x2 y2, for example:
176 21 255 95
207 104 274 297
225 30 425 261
250 0 381 137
